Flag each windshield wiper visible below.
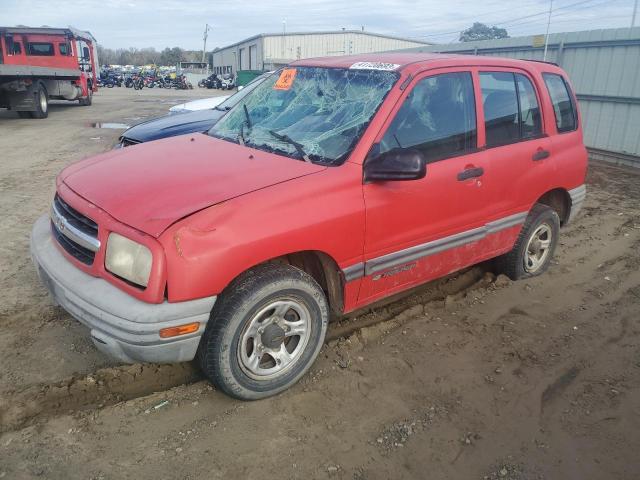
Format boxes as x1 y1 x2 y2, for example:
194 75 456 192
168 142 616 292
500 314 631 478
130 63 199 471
243 104 252 128
237 104 253 146
268 129 311 163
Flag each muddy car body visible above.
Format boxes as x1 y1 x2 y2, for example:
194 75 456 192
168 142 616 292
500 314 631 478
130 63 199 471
31 53 587 399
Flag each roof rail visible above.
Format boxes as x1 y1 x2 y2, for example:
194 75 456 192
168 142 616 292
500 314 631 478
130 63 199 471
521 58 559 66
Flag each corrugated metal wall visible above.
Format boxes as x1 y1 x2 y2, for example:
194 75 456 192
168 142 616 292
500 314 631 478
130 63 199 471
262 32 426 65
398 27 640 167
212 31 427 75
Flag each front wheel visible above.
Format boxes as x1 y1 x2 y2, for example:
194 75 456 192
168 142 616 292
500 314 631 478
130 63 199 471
198 264 329 400
495 204 560 280
78 91 92 106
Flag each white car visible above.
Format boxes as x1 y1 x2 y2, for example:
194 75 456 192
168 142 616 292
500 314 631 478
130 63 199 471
169 94 230 114
169 72 273 114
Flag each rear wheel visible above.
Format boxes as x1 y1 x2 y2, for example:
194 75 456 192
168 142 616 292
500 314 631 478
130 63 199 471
495 204 560 280
198 264 329 400
31 84 49 119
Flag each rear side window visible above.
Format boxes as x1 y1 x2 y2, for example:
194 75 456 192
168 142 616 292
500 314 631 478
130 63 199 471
515 74 542 139
480 71 543 147
543 73 577 132
28 42 54 56
59 43 71 56
379 72 477 163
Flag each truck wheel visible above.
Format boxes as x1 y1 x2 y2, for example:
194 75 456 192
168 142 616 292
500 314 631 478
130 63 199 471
198 263 329 400
495 204 560 280
78 92 92 106
31 84 49 119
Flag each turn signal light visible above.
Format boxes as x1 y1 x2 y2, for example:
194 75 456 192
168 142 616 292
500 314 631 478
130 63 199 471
159 322 200 338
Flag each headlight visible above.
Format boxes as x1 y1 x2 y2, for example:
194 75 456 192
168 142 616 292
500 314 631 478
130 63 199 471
105 233 152 287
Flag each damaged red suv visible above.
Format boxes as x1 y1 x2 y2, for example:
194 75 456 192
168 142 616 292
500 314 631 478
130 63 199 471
31 53 587 399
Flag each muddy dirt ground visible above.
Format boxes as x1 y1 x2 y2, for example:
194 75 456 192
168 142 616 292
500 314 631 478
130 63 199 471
1 87 639 479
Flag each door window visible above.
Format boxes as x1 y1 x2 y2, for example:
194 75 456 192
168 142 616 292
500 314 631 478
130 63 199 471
480 71 543 146
543 73 577 132
379 72 477 163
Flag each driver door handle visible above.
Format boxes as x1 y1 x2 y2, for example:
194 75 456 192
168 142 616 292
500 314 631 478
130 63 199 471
457 167 484 181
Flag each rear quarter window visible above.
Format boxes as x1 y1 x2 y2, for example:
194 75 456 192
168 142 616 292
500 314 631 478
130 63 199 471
543 73 577 133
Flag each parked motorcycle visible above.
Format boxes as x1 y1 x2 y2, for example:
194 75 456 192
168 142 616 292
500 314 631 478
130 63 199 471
132 75 145 90
199 74 222 89
174 74 193 90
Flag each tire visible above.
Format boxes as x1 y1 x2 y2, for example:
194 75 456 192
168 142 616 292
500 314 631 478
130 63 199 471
198 263 329 400
78 91 92 106
31 83 48 119
494 203 560 280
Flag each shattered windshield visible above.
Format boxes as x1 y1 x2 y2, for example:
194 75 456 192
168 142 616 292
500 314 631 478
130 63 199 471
209 66 399 165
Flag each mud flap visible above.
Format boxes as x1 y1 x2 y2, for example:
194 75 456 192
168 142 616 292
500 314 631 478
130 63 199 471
8 83 38 111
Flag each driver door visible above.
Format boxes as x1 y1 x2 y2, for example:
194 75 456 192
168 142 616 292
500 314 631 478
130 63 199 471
359 69 491 304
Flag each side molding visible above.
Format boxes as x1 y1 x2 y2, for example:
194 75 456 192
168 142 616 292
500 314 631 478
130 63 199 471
341 211 528 281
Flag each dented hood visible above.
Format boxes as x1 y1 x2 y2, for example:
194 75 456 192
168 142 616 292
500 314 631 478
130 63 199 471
61 134 325 237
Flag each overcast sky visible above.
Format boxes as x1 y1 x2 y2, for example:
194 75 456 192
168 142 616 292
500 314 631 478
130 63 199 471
2 0 636 50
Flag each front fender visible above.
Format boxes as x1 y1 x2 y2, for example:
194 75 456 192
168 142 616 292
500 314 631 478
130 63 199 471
159 163 366 303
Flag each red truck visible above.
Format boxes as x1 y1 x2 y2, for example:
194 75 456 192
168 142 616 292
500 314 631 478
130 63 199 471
31 53 587 399
0 26 98 118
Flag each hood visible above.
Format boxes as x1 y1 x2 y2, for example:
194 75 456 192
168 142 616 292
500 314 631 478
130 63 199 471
122 109 225 143
169 95 230 113
61 135 326 237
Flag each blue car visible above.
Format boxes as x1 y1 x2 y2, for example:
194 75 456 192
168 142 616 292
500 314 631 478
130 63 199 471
117 72 270 147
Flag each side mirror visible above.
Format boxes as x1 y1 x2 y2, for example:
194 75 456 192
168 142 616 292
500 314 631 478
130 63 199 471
364 148 427 183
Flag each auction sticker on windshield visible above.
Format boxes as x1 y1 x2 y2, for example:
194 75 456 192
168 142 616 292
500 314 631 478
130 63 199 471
274 68 297 90
350 62 400 71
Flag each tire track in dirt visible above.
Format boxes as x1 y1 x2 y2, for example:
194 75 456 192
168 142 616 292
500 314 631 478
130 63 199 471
0 267 493 433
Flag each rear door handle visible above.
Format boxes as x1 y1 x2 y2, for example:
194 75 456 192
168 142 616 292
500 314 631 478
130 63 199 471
457 167 484 181
532 149 551 161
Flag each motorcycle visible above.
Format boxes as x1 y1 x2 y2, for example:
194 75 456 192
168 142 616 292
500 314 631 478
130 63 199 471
199 74 222 89
220 74 235 90
132 75 145 90
174 74 193 90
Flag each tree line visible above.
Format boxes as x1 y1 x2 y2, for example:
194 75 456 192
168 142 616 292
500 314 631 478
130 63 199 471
95 22 508 66
96 45 207 66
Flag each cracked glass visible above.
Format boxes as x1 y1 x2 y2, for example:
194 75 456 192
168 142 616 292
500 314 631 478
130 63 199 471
208 66 399 165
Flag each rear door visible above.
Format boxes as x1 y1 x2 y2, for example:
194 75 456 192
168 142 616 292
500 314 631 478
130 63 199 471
477 69 554 221
360 68 491 304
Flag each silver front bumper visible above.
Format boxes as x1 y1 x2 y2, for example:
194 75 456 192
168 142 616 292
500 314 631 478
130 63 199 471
30 214 216 363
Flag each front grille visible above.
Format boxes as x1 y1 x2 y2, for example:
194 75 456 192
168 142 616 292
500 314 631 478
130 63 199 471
54 195 98 237
51 221 95 265
51 194 99 265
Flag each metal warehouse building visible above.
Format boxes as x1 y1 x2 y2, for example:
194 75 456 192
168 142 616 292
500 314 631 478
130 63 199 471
397 27 640 168
211 30 429 75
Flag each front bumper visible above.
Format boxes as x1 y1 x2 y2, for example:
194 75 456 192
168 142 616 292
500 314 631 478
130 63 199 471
30 214 216 363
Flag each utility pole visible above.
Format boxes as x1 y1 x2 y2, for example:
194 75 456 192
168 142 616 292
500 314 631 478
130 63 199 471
543 0 553 61
632 0 638 28
201 23 211 65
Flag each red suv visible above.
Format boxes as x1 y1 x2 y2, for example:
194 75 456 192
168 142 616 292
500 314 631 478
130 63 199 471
31 54 587 399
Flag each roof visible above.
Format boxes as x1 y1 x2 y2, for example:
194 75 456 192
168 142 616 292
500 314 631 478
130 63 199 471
0 26 96 43
291 52 566 73
214 30 431 52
